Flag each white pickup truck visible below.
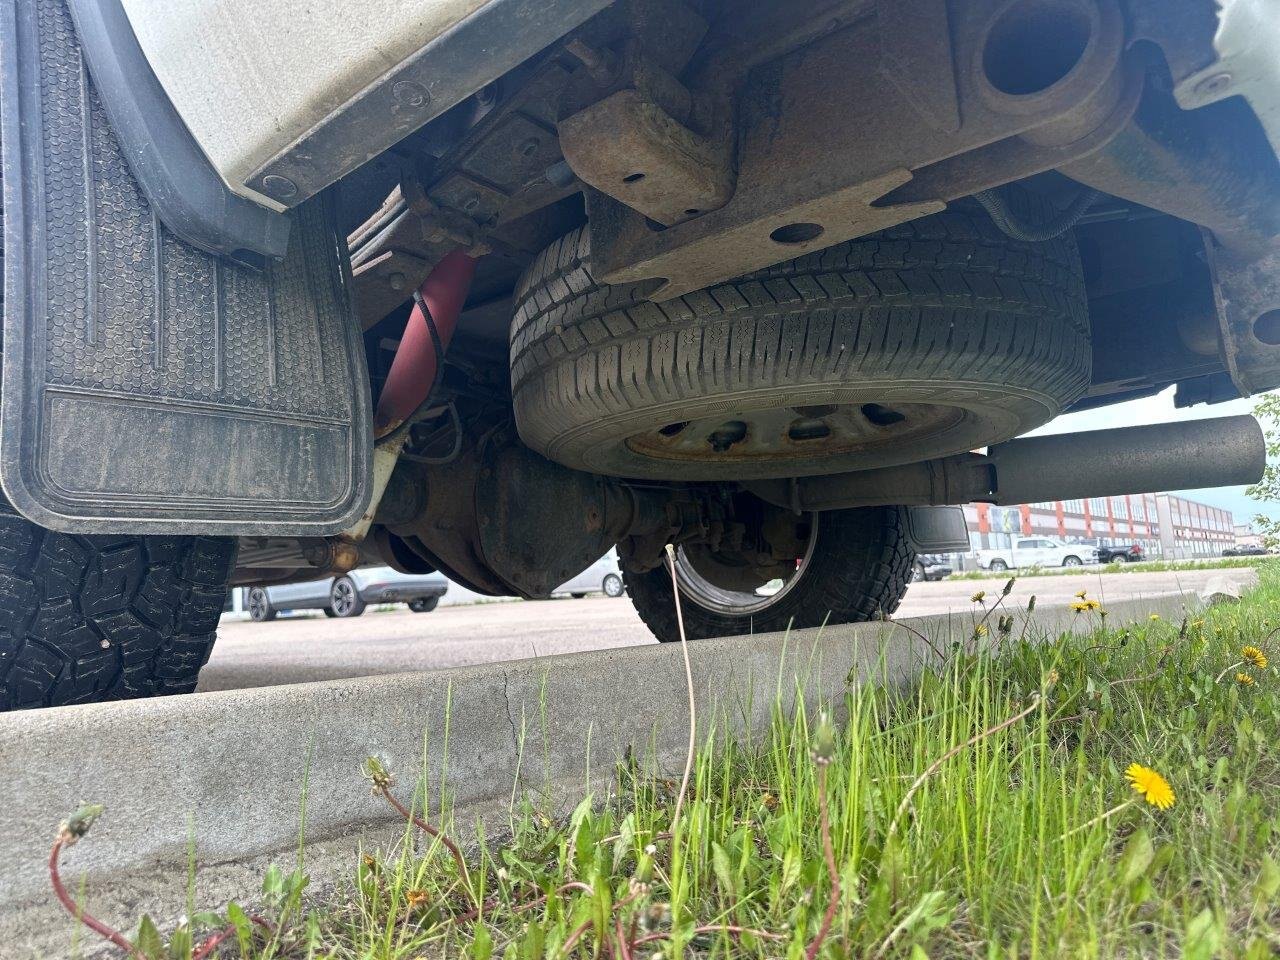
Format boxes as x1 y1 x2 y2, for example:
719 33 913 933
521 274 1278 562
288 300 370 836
975 538 1100 572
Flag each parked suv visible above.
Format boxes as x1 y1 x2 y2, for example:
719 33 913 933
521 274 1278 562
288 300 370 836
246 568 449 621
1223 545 1269 557
912 555 955 582
1096 543 1145 563
0 0 1274 708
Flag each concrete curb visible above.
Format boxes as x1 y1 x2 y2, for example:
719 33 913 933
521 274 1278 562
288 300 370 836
0 589 1213 952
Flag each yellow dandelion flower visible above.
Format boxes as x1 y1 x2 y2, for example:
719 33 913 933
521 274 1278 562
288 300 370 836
406 888 430 909
1070 599 1102 613
1125 763 1175 810
1242 646 1269 670
974 623 989 637
1236 672 1255 687
1074 590 1088 599
1149 614 1161 621
971 591 986 604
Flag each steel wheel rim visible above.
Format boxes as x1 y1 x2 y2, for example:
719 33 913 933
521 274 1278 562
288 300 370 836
674 515 819 615
332 580 356 614
627 402 966 468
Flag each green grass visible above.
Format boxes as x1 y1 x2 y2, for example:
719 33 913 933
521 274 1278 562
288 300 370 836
65 573 1280 959
946 556 1276 580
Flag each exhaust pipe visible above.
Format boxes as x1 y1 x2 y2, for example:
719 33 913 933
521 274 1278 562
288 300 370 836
746 416 1265 512
986 415 1264 505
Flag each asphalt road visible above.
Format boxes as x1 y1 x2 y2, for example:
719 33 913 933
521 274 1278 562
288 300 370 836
197 567 1240 692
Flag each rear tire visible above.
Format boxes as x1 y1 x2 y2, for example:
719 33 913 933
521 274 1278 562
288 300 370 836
510 203 1088 480
247 588 276 623
329 577 366 618
623 506 914 642
602 573 625 597
0 508 236 710
988 559 1009 572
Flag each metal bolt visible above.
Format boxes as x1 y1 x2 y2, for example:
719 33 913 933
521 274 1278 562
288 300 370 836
391 79 430 108
1194 72 1233 99
388 271 407 292
462 194 481 212
260 175 298 200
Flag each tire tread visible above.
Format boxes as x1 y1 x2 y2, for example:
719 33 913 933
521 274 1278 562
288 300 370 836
0 506 236 709
509 203 1089 478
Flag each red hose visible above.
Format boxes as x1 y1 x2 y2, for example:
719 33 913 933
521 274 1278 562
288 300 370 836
373 249 477 437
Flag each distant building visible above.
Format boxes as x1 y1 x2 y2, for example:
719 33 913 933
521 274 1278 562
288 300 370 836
1234 523 1264 549
961 493 1233 559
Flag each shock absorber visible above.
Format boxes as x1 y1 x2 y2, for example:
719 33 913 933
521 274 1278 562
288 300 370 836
373 248 477 441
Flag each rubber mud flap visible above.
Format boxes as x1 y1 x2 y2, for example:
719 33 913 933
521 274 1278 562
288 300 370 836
0 0 372 534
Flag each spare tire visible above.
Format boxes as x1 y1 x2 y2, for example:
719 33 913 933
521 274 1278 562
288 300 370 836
509 202 1089 480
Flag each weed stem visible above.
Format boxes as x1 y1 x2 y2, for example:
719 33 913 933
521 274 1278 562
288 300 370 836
377 785 474 904
665 543 697 832
1057 800 1133 842
805 764 841 960
887 696 1041 840
49 834 143 959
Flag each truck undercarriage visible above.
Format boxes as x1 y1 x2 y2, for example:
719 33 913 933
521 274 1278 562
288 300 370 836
0 0 1276 706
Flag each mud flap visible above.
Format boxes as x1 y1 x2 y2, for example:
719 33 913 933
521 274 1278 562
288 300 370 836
0 0 371 534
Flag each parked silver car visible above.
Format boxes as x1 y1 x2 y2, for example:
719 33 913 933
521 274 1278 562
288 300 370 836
247 567 449 621
552 550 625 599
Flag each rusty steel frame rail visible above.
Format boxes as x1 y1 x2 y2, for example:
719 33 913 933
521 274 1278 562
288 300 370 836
578 0 1139 300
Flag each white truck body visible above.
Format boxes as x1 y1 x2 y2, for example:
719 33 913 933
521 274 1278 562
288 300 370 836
119 0 610 206
974 538 1099 571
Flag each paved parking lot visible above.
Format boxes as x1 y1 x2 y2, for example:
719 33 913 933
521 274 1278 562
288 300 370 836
197 567 1242 692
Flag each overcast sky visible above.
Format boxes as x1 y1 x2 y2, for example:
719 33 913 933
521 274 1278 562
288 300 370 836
1025 388 1277 527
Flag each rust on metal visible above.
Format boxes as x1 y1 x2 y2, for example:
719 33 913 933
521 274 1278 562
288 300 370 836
586 0 1132 299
